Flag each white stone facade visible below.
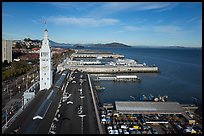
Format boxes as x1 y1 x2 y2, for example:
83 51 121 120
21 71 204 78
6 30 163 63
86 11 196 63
39 29 53 90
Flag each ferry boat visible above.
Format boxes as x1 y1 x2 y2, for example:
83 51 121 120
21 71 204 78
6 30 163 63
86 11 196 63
95 85 105 90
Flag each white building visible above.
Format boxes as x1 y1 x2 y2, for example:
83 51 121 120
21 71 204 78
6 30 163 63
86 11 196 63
23 91 35 105
115 59 144 67
39 29 53 90
2 39 12 63
115 59 137 66
23 81 39 105
116 75 138 79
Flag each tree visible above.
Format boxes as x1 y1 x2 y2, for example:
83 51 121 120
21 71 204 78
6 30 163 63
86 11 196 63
24 38 31 42
3 60 8 65
15 42 22 49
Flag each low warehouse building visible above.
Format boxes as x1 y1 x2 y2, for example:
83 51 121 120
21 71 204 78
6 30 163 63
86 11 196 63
115 101 184 114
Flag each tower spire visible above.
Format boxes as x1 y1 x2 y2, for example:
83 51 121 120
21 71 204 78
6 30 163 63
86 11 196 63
44 20 48 41
45 20 47 30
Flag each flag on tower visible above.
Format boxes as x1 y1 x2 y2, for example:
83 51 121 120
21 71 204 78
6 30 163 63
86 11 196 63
45 20 47 29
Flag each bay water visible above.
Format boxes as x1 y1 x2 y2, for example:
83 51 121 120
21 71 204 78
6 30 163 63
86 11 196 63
88 47 202 105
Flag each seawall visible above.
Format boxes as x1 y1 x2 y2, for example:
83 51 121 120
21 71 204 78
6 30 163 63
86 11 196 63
68 66 159 73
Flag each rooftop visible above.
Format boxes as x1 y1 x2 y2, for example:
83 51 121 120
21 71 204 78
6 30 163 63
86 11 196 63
115 101 184 114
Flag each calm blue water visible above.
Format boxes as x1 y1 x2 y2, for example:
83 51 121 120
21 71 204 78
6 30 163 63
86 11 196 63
84 47 202 105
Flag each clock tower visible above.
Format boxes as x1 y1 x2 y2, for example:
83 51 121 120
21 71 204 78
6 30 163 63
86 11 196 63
39 28 53 90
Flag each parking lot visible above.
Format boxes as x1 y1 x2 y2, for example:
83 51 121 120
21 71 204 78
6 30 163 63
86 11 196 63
99 106 202 134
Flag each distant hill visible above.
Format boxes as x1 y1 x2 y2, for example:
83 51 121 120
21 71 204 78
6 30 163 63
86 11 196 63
49 40 73 47
13 38 131 49
49 41 131 48
92 42 131 48
165 45 185 48
73 44 85 49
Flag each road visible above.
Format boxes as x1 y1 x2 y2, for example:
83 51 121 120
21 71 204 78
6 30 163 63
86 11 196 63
3 70 101 134
2 71 40 127
3 71 63 134
2 65 59 126
2 68 39 109
54 70 99 134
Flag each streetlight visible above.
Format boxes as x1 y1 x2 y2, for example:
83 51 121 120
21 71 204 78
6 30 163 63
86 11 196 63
21 96 24 110
9 89 12 100
78 114 86 134
18 86 21 93
7 85 8 93
26 74 29 90
16 80 18 90
26 84 28 90
5 110 8 128
80 96 85 107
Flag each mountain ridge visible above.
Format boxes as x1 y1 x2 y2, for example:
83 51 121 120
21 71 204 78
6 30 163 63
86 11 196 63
49 40 131 48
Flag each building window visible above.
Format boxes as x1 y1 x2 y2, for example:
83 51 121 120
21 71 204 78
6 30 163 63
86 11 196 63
44 83 46 85
47 78 49 80
44 73 46 75
42 78 43 80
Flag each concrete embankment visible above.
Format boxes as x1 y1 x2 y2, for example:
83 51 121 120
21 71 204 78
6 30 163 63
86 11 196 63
87 74 105 134
69 66 159 73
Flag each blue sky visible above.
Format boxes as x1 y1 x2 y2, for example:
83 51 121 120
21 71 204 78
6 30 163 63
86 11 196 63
2 2 202 47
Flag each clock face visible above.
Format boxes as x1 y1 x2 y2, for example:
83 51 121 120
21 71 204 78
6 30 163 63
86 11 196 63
41 64 49 71
41 52 49 57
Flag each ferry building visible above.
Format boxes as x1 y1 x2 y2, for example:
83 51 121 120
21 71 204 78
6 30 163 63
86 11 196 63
39 28 53 90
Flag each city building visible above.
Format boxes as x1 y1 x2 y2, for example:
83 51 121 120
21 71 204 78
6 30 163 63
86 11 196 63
2 39 13 63
39 28 53 90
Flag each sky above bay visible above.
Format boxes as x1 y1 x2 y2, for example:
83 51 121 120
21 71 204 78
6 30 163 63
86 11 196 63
2 2 202 47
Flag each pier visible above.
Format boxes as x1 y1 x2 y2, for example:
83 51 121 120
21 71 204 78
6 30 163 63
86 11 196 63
57 49 159 74
71 53 124 59
95 75 141 81
61 65 159 73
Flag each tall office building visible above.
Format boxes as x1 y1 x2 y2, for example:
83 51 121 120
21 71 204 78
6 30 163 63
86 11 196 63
2 40 12 63
39 28 53 90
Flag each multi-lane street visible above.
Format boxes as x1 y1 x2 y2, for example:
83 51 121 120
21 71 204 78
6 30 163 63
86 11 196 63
54 70 99 134
3 70 101 134
3 70 63 134
2 67 41 128
2 66 59 127
2 67 39 109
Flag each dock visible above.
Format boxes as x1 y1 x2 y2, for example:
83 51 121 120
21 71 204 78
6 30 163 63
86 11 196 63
65 65 159 73
71 53 124 59
95 75 141 82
